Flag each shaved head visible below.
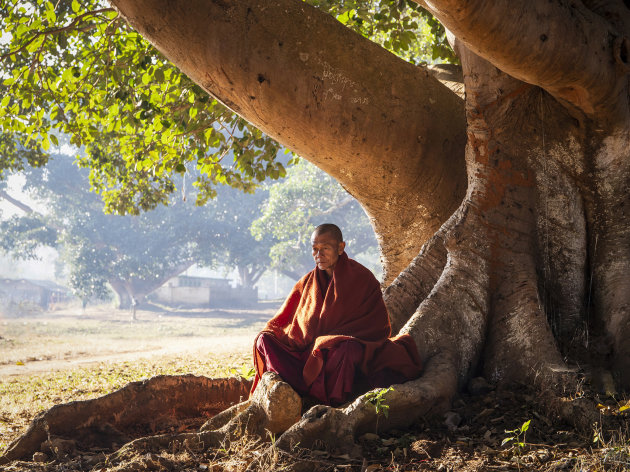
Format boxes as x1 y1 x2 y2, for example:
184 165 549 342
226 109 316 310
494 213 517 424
313 223 343 243
311 224 345 276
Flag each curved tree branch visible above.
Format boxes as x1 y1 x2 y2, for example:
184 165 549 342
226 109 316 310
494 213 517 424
420 0 627 116
0 190 36 214
108 0 467 282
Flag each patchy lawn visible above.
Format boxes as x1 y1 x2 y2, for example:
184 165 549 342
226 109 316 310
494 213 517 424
1 303 629 471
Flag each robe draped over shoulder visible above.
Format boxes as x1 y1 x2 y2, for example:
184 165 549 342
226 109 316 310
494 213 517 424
251 252 422 395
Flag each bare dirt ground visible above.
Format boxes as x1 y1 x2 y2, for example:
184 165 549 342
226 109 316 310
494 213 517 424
0 301 273 377
1 301 629 471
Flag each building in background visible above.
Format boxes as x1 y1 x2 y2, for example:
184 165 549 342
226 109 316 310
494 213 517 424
0 278 73 310
150 275 257 308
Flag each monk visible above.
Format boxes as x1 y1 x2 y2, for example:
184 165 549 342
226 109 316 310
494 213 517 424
251 223 422 406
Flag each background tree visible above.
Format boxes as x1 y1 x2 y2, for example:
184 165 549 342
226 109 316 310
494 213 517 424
0 154 273 307
252 159 379 280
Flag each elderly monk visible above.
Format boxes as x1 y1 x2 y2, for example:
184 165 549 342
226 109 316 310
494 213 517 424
251 223 422 406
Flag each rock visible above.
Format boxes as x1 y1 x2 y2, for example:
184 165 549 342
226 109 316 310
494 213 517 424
468 377 493 395
32 452 47 463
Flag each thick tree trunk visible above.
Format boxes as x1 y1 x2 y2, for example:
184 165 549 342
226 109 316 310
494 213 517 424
108 278 133 309
237 264 265 289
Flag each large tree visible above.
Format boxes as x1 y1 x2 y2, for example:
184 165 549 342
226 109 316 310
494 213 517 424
1 0 629 464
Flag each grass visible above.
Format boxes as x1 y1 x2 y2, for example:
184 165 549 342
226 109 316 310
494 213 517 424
0 302 268 367
1 303 629 471
0 303 271 453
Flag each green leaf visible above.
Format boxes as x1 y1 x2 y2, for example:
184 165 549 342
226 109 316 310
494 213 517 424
72 0 80 13
25 35 45 54
154 68 165 82
337 9 355 25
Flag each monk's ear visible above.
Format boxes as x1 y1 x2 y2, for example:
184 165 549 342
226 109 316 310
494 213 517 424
338 241 346 254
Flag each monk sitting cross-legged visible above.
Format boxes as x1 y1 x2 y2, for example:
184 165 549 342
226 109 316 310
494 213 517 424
251 223 422 406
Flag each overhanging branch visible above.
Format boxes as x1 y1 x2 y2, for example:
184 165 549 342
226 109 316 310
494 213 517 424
109 0 468 281
420 0 623 115
0 190 35 214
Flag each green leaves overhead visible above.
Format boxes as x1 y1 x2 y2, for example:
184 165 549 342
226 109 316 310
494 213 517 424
0 0 453 214
310 0 457 64
0 0 283 214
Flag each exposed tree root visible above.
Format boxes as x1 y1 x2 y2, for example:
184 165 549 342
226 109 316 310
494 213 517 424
107 372 301 466
276 351 457 457
0 375 251 464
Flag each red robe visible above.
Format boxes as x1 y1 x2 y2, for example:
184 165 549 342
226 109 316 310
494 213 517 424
251 253 422 401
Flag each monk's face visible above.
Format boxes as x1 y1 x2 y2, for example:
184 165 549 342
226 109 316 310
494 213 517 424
311 231 345 276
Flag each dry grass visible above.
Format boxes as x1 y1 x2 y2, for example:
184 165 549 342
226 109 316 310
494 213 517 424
1 304 629 471
0 303 271 453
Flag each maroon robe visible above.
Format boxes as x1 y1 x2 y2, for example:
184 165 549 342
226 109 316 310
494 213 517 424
252 252 422 405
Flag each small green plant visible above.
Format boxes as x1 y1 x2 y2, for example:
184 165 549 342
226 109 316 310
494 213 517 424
225 364 256 380
365 386 394 433
502 419 531 456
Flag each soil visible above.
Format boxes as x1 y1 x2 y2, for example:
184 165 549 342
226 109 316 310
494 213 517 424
1 304 628 471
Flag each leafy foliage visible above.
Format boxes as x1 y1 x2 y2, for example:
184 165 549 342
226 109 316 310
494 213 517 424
312 0 457 64
0 0 284 214
501 419 531 456
251 160 379 280
0 0 454 214
365 386 394 418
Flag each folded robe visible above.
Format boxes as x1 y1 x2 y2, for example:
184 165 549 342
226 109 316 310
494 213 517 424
251 252 422 396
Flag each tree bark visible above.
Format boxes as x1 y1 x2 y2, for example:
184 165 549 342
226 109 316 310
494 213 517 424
419 0 629 116
108 0 468 283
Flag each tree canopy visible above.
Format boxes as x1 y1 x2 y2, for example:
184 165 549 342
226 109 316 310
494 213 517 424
0 0 454 214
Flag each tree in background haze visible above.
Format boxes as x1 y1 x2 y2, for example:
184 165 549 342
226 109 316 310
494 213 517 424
252 159 379 280
0 155 272 307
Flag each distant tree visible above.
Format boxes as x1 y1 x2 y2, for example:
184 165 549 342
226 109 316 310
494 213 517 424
252 160 379 280
0 155 272 307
